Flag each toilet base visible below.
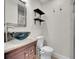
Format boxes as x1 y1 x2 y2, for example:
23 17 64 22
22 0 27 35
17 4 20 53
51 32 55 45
41 55 51 59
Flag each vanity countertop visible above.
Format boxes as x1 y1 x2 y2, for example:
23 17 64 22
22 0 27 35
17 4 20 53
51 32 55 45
4 37 37 53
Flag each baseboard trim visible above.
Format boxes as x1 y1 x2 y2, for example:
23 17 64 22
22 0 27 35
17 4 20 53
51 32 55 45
53 53 70 59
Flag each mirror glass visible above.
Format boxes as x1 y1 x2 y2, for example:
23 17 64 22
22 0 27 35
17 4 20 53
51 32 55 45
5 0 26 27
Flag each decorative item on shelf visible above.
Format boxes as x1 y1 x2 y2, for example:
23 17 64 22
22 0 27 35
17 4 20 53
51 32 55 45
19 0 26 4
60 8 63 11
53 9 55 13
34 8 45 25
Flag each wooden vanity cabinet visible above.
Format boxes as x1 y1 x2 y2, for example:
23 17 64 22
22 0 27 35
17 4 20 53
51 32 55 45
5 41 37 59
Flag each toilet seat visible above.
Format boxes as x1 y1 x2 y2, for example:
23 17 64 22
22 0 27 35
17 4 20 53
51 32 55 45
41 46 54 53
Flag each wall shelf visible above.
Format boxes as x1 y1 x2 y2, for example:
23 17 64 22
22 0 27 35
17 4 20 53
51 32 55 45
34 8 45 25
34 18 45 25
34 8 45 18
34 8 45 15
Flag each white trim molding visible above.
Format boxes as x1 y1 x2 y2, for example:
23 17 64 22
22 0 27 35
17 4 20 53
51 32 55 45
53 52 70 59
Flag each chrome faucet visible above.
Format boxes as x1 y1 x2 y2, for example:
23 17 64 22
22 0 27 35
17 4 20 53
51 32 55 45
4 23 14 42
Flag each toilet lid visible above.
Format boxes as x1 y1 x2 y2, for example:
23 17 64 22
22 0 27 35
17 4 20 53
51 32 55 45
41 46 54 53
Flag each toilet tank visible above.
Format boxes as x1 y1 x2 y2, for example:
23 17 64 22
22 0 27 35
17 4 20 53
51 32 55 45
36 36 45 48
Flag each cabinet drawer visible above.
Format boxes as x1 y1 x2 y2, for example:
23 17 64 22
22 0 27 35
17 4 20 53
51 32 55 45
6 46 26 57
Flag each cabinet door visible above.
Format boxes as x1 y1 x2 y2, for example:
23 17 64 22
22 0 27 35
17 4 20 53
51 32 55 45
6 50 25 59
24 50 29 59
29 53 36 59
29 46 36 59
5 41 37 59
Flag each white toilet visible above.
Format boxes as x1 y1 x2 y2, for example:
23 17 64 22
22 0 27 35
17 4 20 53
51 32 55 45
36 36 54 59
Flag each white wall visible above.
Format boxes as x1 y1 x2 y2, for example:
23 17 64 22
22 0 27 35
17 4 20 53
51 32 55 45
40 0 74 58
5 0 18 24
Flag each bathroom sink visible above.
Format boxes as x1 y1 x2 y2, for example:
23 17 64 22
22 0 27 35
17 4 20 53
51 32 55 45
12 32 31 40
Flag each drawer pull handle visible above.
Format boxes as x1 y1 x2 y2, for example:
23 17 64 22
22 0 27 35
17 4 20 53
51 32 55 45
25 54 29 56
31 50 33 52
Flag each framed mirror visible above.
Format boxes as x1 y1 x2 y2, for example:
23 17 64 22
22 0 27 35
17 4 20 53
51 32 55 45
5 0 26 27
